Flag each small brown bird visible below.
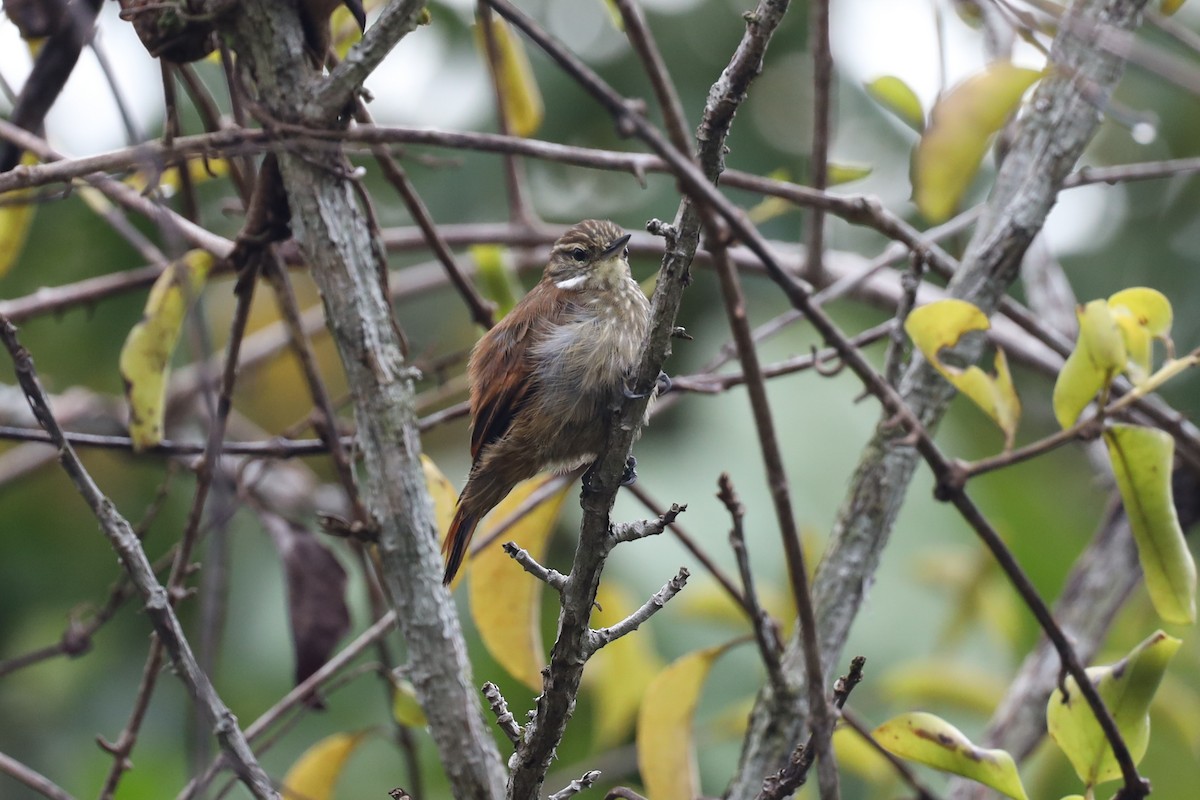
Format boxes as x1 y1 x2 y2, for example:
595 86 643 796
442 220 653 584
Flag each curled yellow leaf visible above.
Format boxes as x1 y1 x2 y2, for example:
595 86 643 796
468 474 569 691
905 299 1021 448
913 62 1042 222
1052 300 1125 429
119 250 214 451
1108 287 1173 385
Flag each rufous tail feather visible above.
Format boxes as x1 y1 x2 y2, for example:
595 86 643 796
442 507 479 585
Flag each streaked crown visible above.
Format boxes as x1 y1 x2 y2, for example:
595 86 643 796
545 219 631 284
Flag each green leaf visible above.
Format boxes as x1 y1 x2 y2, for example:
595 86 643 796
873 711 1029 799
865 76 926 133
1104 424 1197 623
905 299 1021 448
1052 300 1126 429
913 62 1042 222
1047 630 1182 786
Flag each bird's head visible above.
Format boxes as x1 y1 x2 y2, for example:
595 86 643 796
544 219 633 292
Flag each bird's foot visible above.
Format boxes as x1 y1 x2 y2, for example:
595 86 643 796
623 371 672 400
620 455 638 487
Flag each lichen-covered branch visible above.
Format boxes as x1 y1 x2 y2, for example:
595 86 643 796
223 2 506 798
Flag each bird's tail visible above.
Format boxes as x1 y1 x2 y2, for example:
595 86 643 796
442 506 480 585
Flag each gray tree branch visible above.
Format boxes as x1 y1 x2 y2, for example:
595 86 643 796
224 2 506 798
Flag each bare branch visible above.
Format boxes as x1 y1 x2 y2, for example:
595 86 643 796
0 750 77 800
502 541 568 592
718 474 787 699
548 770 602 800
482 682 523 747
588 568 690 653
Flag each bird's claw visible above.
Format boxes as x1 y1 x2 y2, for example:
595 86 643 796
623 371 672 400
620 455 638 487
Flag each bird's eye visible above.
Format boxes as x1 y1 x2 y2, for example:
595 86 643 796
571 247 588 262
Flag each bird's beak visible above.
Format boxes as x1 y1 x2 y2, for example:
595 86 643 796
600 233 632 259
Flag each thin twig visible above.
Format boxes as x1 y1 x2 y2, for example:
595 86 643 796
548 770 603 800
626 483 752 617
756 656 865 800
0 750 76 800
502 541 568 592
804 0 831 287
588 567 690 653
482 682 523 746
718 473 787 699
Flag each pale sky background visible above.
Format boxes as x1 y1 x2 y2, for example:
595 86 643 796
2 0 1195 254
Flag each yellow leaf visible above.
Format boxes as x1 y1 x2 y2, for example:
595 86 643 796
390 677 428 728
585 582 665 748
1047 630 1181 786
281 731 368 800
865 75 925 132
1108 287 1173 385
913 62 1042 221
1161 0 1187 14
475 18 544 137
119 251 214 451
470 244 521 319
1104 425 1196 623
422 455 458 546
1052 300 1126 429
880 659 1008 715
874 712 1029 800
0 153 40 278
468 474 569 691
905 299 1021 448
125 157 230 197
637 643 735 800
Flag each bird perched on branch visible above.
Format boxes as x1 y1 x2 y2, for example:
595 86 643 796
442 219 657 584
